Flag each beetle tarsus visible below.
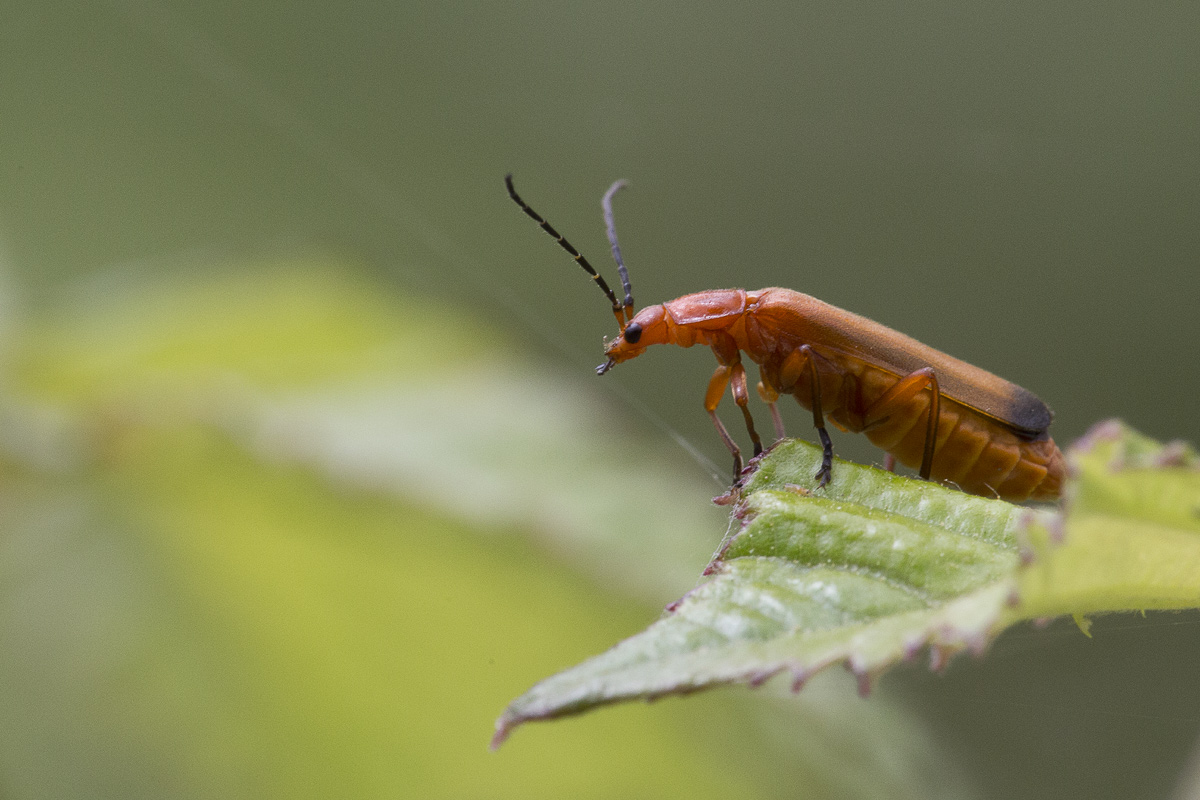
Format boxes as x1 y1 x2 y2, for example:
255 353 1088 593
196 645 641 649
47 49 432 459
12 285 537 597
815 427 834 489
815 468 831 489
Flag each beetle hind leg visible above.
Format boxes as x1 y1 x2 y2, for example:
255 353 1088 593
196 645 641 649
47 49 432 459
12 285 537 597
862 367 942 480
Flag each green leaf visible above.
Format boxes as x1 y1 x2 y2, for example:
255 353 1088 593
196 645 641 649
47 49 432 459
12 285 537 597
495 422 1200 744
1013 419 1200 617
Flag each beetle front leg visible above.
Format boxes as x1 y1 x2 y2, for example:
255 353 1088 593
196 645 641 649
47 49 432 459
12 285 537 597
730 362 763 458
705 364 743 479
779 345 835 487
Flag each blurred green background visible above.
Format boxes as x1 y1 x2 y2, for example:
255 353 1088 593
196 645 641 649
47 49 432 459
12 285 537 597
0 2 1198 798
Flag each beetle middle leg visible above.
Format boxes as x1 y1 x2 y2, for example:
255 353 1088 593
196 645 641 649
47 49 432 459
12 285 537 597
779 344 835 488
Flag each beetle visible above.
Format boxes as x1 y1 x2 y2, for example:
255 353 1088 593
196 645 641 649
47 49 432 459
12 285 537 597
505 174 1065 502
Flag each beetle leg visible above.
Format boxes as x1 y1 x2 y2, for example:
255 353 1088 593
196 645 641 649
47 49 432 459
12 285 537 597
705 364 743 478
780 345 835 487
769 405 786 442
862 367 942 480
757 371 786 441
883 453 897 473
730 362 763 458
792 345 835 488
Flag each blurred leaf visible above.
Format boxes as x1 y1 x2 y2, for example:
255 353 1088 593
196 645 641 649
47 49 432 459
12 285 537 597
0 259 977 799
497 423 1200 743
0 426 766 799
9 259 724 596
11 259 484 396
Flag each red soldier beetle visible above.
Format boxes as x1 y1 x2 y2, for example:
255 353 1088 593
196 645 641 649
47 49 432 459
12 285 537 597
505 175 1065 502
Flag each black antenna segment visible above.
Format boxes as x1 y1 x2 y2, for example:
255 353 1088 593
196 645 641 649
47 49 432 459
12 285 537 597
602 180 634 324
506 174 627 331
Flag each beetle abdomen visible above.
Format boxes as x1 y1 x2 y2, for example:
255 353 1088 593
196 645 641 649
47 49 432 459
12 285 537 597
863 398 1065 501
773 350 1065 502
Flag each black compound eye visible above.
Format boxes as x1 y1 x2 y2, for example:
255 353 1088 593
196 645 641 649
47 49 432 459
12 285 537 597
623 323 642 344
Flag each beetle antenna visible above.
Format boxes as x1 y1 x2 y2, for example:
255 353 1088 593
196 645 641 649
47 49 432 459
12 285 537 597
506 174 626 331
602 180 634 324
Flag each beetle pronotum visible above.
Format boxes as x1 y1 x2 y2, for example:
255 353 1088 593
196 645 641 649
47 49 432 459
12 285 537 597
506 175 1064 502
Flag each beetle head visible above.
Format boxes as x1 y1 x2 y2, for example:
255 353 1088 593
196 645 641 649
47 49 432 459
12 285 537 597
597 304 668 375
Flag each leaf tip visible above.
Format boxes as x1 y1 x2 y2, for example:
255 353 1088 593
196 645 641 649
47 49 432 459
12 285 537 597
928 644 955 673
1155 440 1197 469
712 490 737 506
747 668 782 688
490 716 515 751
846 659 873 697
1072 419 1127 455
965 631 990 657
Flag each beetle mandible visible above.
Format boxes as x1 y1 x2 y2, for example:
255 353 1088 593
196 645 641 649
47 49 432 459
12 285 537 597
506 175 1065 502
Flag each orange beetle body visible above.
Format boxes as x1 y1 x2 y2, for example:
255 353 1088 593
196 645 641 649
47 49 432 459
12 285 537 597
605 288 1064 501
507 175 1064 502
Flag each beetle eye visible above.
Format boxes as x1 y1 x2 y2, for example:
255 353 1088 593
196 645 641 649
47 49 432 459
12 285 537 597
624 323 642 344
